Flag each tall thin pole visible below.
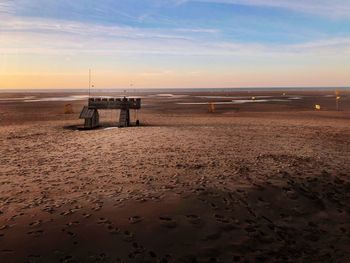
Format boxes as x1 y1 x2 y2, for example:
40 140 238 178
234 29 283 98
335 89 340 111
336 97 339 111
89 69 91 98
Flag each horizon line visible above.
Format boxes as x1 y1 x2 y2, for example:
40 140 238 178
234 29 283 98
1 86 349 93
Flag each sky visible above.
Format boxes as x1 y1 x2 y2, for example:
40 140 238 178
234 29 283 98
0 0 350 89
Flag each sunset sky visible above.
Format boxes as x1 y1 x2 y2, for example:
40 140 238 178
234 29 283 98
1 0 350 89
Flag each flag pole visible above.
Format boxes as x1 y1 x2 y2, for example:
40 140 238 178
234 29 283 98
88 69 91 98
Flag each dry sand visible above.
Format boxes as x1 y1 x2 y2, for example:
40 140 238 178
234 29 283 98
1 90 350 262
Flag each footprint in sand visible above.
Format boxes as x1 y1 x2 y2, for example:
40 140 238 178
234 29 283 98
123 230 134 242
82 213 91 219
210 203 218 209
107 224 120 235
89 253 109 262
203 230 222 241
59 255 76 263
159 216 177 229
244 225 257 233
214 214 230 224
186 214 201 225
1 249 14 254
129 216 143 224
66 221 80 227
27 254 41 261
60 210 74 216
0 225 10 231
213 214 236 231
92 205 102 211
283 187 299 200
27 229 44 237
97 217 111 226
128 245 146 259
29 220 42 227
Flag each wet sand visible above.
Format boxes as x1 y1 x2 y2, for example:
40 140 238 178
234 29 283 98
1 90 350 262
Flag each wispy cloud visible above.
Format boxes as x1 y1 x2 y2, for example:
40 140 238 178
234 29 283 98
0 0 182 23
188 0 350 18
0 17 220 55
0 0 13 15
0 18 196 41
1 17 349 57
1 0 349 89
292 37 350 49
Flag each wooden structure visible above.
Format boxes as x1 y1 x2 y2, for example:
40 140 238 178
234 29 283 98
80 106 99 128
79 97 141 129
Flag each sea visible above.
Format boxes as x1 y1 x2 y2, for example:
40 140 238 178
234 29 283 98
0 87 349 94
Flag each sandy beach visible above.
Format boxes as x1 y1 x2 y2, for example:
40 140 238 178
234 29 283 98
1 89 350 262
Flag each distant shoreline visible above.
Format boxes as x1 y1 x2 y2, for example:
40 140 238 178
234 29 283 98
1 87 349 93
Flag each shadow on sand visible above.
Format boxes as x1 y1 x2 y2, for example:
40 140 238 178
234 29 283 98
63 122 151 131
0 171 349 262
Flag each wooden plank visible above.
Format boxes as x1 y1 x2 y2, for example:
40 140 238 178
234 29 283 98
88 97 141 110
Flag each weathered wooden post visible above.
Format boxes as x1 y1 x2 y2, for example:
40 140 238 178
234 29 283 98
119 97 130 127
79 105 99 129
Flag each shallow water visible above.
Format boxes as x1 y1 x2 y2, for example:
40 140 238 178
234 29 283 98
196 95 273 99
152 94 189 98
177 98 293 105
24 95 89 102
0 96 36 102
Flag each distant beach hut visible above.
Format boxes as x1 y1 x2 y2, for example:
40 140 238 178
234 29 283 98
315 104 321 110
64 104 74 114
208 102 215 113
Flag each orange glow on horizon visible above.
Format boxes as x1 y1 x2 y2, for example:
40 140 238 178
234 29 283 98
1 69 349 90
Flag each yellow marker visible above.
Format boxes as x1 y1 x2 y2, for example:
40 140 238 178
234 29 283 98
315 104 321 110
336 96 341 111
